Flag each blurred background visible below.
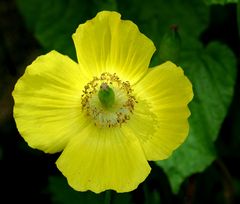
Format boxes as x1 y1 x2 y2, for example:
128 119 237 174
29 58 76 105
0 0 240 203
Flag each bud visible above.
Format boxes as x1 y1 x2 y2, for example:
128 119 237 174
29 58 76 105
159 25 181 63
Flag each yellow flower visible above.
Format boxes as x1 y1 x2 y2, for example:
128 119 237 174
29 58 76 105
12 11 193 193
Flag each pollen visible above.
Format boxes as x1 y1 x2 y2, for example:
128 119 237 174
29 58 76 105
81 72 137 128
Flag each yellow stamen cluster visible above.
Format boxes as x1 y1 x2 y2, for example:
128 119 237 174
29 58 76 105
81 72 137 127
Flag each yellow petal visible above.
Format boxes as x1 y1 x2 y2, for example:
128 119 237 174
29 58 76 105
12 51 87 153
131 61 193 160
73 11 156 83
56 123 151 193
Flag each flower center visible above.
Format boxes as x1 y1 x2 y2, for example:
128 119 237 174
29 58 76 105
81 72 137 128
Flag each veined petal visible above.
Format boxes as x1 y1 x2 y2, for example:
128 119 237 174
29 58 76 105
12 51 87 153
56 123 151 193
132 61 193 160
73 11 156 83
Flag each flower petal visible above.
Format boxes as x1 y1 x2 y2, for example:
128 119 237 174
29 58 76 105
131 61 193 160
12 51 87 153
73 11 156 83
56 123 151 193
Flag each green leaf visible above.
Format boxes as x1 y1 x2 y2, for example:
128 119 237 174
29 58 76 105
16 0 88 58
92 0 117 12
204 0 238 5
120 0 209 40
118 0 210 67
16 0 117 59
48 176 133 204
157 42 237 193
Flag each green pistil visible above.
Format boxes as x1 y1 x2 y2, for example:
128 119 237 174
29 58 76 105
98 82 115 109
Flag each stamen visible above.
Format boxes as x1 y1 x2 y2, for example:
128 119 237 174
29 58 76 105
81 73 137 128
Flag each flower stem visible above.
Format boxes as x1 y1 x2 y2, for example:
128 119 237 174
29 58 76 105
184 175 196 204
215 159 235 204
104 190 112 204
